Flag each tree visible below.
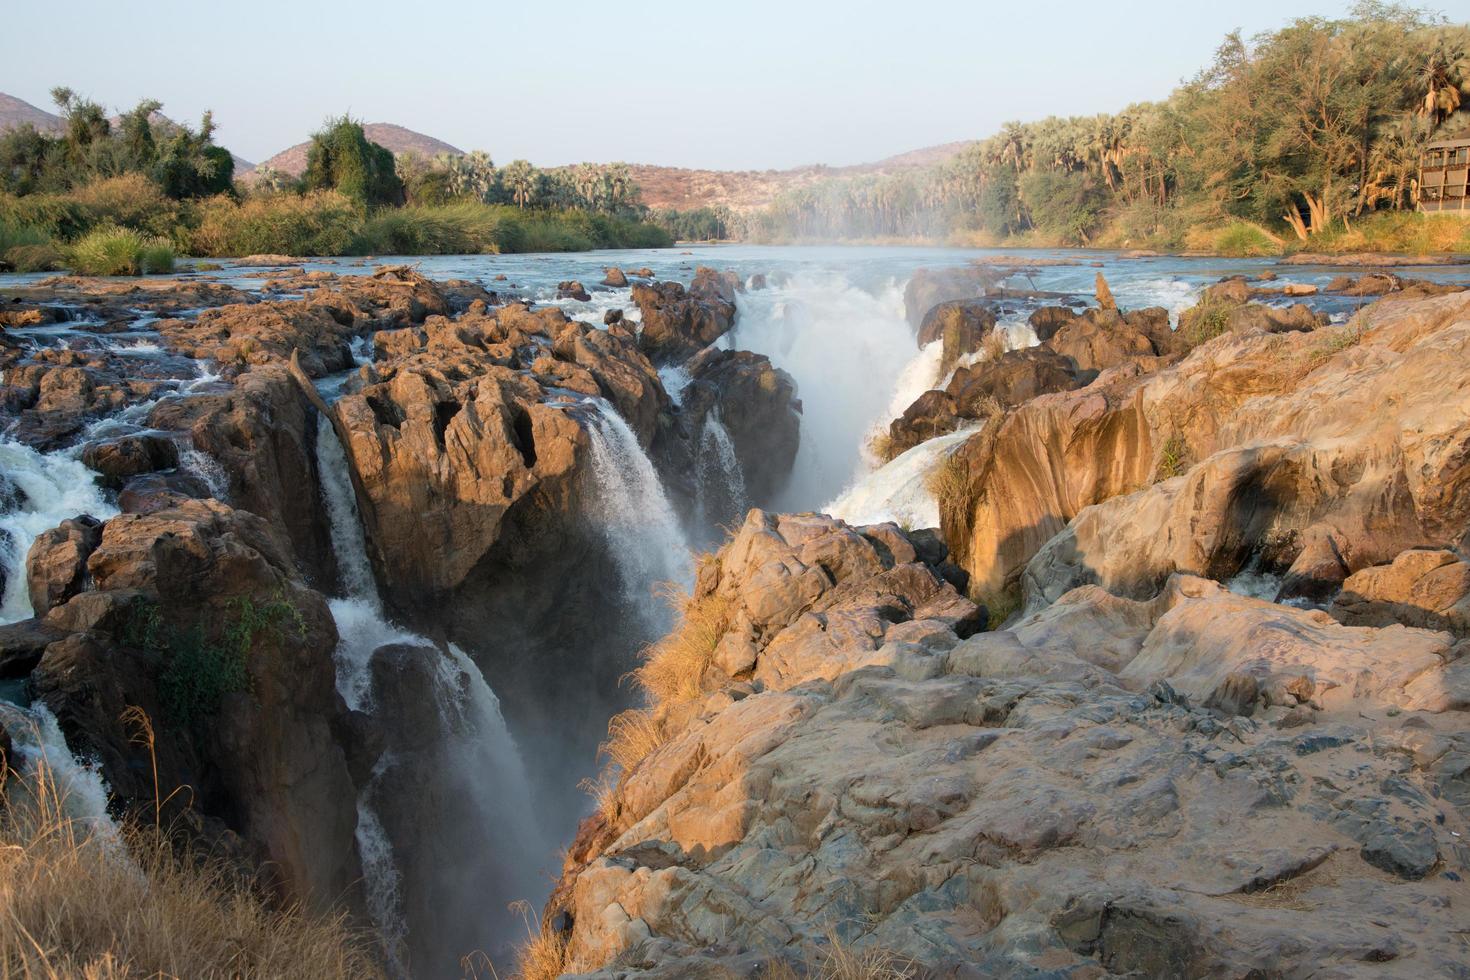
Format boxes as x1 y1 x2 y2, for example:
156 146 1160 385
302 116 404 207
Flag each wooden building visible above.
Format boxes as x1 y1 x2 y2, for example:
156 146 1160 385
1421 138 1470 213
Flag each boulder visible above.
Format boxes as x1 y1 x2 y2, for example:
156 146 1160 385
916 300 998 374
1332 548 1470 635
25 515 103 613
903 266 1004 329
1028 305 1081 342
557 280 592 302
80 433 180 488
677 347 801 508
603 268 629 287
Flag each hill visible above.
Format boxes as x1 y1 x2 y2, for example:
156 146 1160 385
246 123 465 178
628 140 976 212
0 92 62 133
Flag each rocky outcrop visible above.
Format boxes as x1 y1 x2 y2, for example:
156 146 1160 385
632 267 738 365
675 348 801 507
1333 548 1470 635
916 300 997 374
1047 306 1181 370
903 265 1004 328
22 499 363 911
0 347 171 449
954 291 1470 604
329 303 665 604
544 517 1469 977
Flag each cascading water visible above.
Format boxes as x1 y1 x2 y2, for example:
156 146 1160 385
727 271 918 511
826 424 981 530
0 701 119 838
583 398 694 612
695 410 747 530
312 412 546 973
0 438 117 624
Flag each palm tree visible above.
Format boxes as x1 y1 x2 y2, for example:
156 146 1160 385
1417 39 1466 128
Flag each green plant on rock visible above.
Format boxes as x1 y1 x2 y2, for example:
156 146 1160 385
1178 297 1234 349
148 592 306 732
1156 433 1190 480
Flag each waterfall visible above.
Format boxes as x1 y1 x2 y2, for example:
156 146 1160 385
727 271 916 511
825 425 981 530
312 409 546 969
180 448 230 501
583 398 694 604
695 410 747 528
0 438 117 624
0 701 120 840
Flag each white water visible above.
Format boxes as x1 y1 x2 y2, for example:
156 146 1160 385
825 425 981 530
0 439 117 624
180 447 230 500
696 410 748 527
584 398 694 603
0 701 120 839
728 272 917 510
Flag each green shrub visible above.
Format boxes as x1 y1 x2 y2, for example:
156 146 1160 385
1156 433 1191 479
0 192 88 239
69 173 179 237
0 219 63 272
68 223 174 275
1178 295 1234 347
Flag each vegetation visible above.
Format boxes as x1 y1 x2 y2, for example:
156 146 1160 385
0 102 669 269
0 752 381 979
1156 433 1191 480
739 4 1470 253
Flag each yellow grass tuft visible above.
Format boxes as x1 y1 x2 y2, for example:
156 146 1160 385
0 743 381 979
504 900 572 980
633 585 734 707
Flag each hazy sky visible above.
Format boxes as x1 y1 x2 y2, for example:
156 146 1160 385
3 0 1402 170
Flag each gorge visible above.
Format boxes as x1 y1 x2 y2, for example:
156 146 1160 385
2 245 1469 978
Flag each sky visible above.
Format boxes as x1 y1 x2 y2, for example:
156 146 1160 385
2 0 1411 171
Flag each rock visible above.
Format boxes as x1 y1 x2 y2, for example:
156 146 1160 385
80 433 180 487
676 348 800 509
1283 283 1319 296
916 300 998 374
25 515 103 613
1276 526 1349 604
903 266 1005 328
1333 548 1470 635
1045 307 1174 376
149 367 338 590
544 534 1470 978
631 269 738 365
603 268 629 287
604 308 624 326
558 280 592 301
1028 305 1080 342
1095 272 1118 310
963 292 1470 605
158 300 361 377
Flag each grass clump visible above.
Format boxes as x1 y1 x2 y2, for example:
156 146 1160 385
927 448 973 533
0 218 64 272
1177 295 1235 348
1208 221 1284 258
0 751 382 979
67 223 174 275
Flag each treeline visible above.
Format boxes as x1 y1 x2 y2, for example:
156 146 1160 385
740 3 1470 253
0 100 670 273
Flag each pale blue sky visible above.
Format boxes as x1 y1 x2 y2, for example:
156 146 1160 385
2 0 1407 169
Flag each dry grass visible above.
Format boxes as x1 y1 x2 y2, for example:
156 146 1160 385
633 585 734 707
927 449 971 531
979 329 1007 362
757 933 916 980
582 580 733 826
866 428 895 463
1155 433 1191 480
503 901 572 980
1 741 381 979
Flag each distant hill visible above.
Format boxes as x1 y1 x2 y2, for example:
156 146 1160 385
245 124 465 178
0 92 62 134
628 140 977 213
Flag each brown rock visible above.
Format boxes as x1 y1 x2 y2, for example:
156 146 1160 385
25 515 103 613
1333 548 1470 635
1095 272 1118 310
